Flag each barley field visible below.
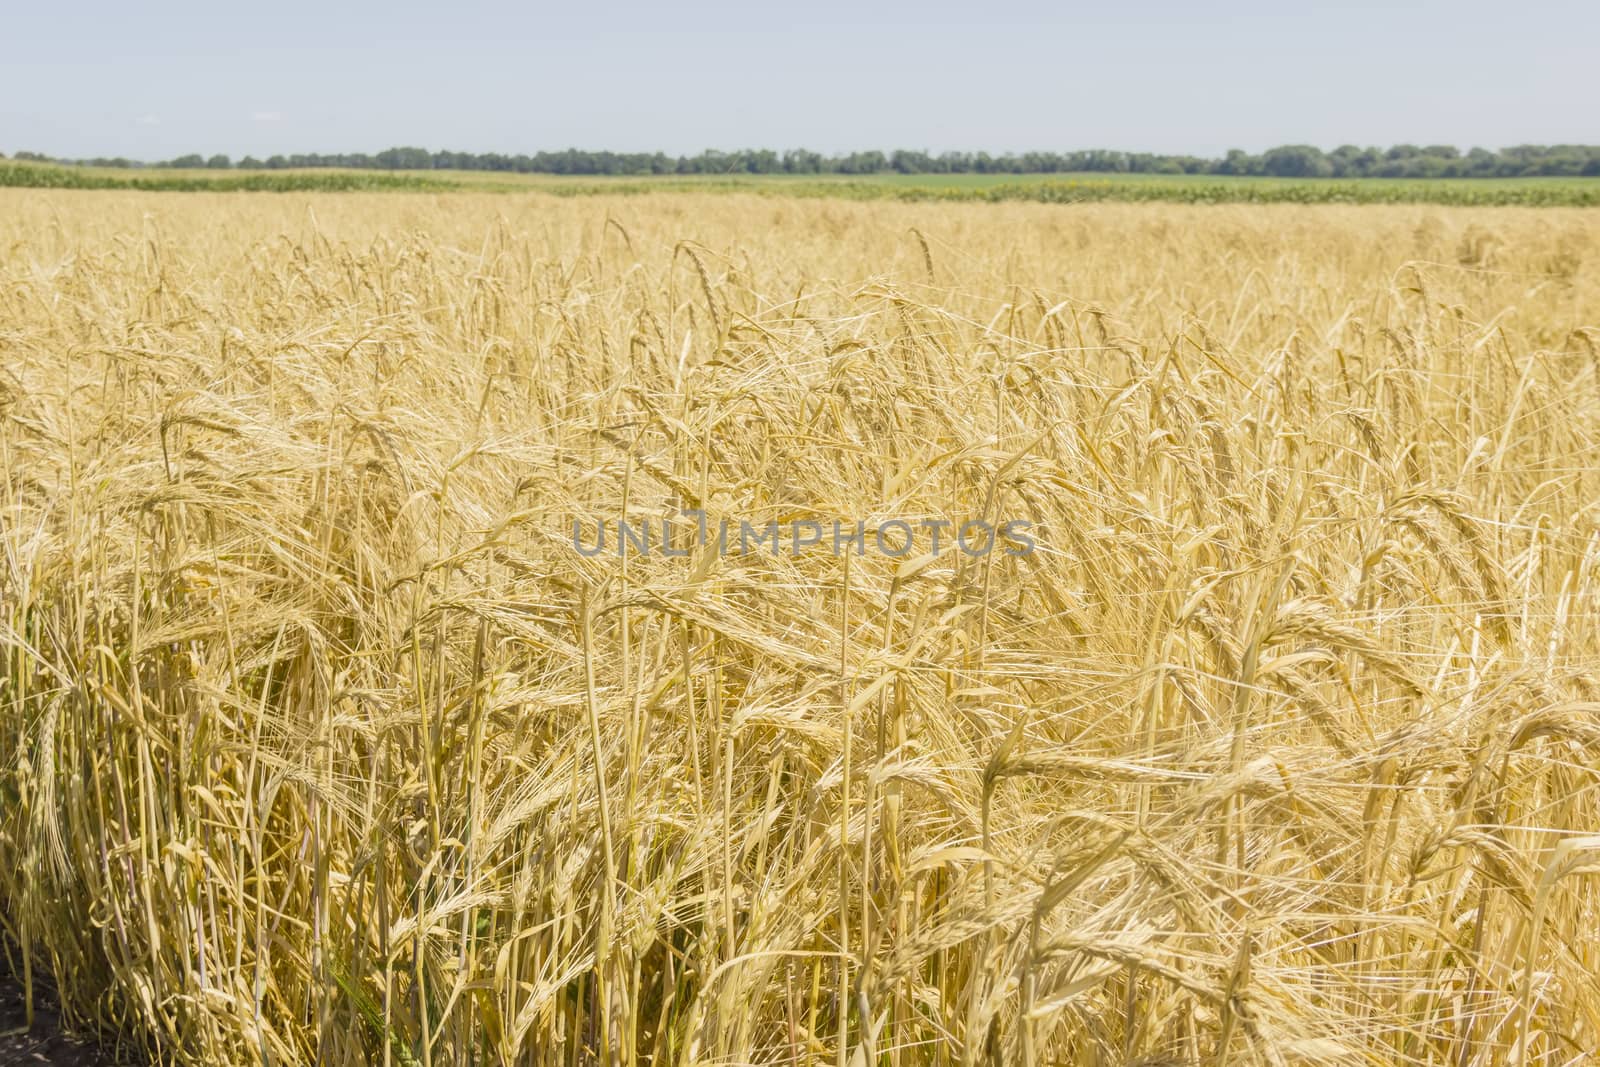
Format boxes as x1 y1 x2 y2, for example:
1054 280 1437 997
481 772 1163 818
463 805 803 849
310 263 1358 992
1 191 1598 1066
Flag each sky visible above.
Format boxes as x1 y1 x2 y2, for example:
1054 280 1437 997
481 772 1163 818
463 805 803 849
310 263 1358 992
2 0 1595 161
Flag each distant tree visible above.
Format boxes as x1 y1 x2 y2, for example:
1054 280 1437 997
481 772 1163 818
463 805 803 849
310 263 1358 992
1539 146 1590 176
1327 145 1361 177
1215 148 1257 175
166 153 205 168
744 148 781 174
374 146 432 170
891 149 934 174
1074 149 1128 173
238 156 263 169
1260 145 1332 177
205 154 231 169
778 149 818 174
1407 155 1453 178
835 150 887 174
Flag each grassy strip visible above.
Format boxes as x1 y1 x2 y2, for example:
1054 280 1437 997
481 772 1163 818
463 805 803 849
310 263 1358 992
930 176 1600 206
526 175 1600 206
5 160 1600 204
0 161 453 192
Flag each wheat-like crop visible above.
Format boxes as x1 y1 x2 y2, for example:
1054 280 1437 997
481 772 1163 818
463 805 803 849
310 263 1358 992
1 191 1598 1066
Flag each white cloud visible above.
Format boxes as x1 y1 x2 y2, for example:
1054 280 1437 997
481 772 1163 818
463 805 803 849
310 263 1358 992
251 111 284 123
135 114 160 126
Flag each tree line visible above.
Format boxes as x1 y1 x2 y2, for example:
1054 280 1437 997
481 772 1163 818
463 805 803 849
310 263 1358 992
10 144 1600 178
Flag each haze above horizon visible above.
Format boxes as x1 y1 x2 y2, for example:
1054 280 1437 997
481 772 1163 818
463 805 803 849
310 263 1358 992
3 0 1595 160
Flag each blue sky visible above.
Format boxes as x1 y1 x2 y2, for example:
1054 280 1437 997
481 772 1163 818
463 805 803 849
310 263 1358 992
2 0 1594 159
